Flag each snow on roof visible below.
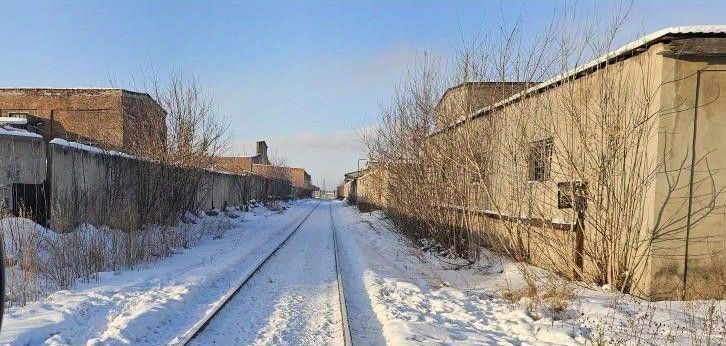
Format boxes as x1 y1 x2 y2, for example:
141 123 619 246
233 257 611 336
435 25 726 134
0 87 119 90
0 125 43 139
0 88 155 99
49 138 136 159
0 117 28 125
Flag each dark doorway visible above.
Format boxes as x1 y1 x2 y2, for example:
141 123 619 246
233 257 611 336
11 183 48 225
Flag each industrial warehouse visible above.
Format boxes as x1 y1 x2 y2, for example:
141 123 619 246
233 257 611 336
340 27 726 300
1 2 725 344
0 88 315 231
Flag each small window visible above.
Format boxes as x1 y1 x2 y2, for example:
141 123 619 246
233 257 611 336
558 181 587 210
528 138 553 181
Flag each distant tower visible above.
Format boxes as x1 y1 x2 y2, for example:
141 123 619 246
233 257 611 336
255 140 269 164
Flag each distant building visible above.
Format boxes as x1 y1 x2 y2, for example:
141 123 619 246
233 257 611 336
0 88 166 153
215 140 270 172
434 81 529 129
215 140 313 198
249 164 311 190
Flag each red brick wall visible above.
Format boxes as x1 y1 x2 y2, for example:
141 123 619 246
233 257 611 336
121 90 167 154
288 167 311 188
0 89 124 147
250 164 310 189
215 156 254 174
0 88 165 153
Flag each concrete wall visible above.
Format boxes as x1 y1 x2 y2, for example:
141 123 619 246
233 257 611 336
433 44 637 296
0 130 45 214
0 135 291 232
49 141 139 231
649 51 726 298
48 141 294 232
354 168 389 210
356 38 726 300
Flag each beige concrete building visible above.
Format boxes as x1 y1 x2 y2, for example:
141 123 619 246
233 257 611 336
339 165 389 210
353 27 726 300
437 27 726 299
435 81 529 129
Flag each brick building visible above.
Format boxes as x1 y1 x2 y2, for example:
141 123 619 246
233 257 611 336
214 141 270 173
215 140 314 198
0 88 166 153
249 164 311 190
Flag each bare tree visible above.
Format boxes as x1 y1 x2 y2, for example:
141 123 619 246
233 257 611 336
133 71 230 168
363 5 725 300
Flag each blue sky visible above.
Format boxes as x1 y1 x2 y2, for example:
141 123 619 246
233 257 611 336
1 1 724 188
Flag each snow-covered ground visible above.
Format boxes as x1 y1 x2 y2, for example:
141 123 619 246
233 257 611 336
335 201 590 345
334 201 725 345
190 201 343 345
1 200 319 345
2 199 724 345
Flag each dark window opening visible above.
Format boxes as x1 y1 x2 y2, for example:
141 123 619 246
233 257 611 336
557 181 588 210
528 138 554 181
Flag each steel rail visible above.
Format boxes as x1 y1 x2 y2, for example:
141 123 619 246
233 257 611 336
329 202 353 346
170 200 322 346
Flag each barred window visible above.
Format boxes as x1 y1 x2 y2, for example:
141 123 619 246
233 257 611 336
470 152 487 183
528 138 553 181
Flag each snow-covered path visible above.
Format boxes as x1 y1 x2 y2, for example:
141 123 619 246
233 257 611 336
0 201 320 345
333 200 589 345
3 199 722 345
189 201 344 345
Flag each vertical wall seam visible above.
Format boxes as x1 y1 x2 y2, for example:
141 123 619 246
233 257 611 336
682 70 701 298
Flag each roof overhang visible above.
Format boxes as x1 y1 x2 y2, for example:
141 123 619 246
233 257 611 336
431 25 726 136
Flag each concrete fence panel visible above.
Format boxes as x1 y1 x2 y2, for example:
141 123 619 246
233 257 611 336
0 130 46 216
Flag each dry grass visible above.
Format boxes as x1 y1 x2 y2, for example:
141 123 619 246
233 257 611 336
0 206 242 307
263 200 286 213
683 300 726 346
500 266 577 321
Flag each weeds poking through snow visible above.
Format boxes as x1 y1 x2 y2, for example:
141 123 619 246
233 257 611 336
1 205 251 307
263 200 286 213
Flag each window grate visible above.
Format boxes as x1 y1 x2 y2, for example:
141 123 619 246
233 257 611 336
528 138 553 181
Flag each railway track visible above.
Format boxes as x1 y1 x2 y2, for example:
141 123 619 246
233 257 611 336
330 201 353 346
170 200 352 345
